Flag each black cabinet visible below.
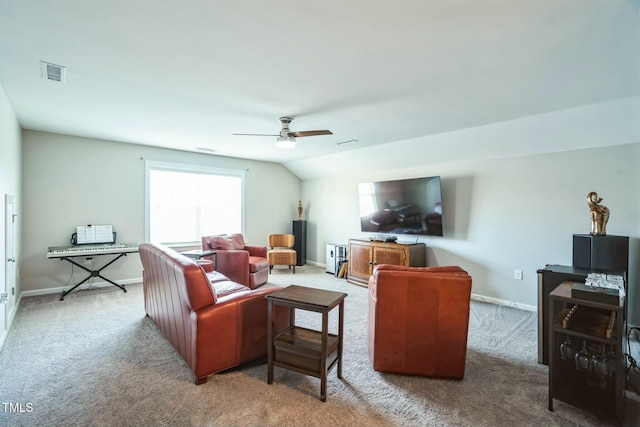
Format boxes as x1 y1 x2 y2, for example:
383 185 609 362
292 220 306 266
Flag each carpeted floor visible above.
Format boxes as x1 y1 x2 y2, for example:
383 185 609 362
1 265 638 426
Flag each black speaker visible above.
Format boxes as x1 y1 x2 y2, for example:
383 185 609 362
292 220 307 266
572 234 628 272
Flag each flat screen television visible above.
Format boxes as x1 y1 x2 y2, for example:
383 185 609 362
358 176 443 236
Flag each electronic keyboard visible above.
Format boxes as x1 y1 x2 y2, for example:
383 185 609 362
47 243 139 258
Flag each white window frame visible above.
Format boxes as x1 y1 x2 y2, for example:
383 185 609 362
144 160 245 247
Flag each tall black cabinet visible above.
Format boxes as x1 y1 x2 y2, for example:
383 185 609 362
292 220 307 266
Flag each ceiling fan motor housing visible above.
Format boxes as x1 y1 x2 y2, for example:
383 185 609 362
279 117 293 136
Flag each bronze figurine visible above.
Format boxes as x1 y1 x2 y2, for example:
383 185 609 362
587 192 609 235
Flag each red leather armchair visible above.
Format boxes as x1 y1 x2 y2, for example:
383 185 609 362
368 264 472 379
139 243 289 384
201 233 269 289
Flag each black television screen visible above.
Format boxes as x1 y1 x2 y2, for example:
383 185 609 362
358 176 443 236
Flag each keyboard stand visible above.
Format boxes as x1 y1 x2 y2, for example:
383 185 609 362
59 253 129 301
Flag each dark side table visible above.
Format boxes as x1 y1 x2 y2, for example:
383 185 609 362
181 249 217 269
266 285 347 402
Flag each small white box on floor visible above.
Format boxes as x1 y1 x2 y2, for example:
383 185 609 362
326 244 347 275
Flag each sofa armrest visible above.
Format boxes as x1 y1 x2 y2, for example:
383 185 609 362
196 259 214 273
193 287 290 378
213 250 250 285
245 245 267 258
216 250 249 265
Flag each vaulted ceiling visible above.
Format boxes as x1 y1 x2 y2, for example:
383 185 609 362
0 1 638 177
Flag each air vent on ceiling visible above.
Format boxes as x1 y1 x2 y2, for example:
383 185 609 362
40 61 66 83
196 147 218 153
336 139 358 146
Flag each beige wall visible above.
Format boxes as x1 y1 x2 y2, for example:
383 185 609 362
20 131 301 294
302 143 640 325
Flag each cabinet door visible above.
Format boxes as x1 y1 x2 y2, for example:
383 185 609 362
349 242 373 281
373 246 406 267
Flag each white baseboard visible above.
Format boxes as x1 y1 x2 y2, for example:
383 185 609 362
471 293 536 312
306 260 324 268
20 277 143 298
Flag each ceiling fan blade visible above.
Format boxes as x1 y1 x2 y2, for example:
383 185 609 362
290 130 333 138
232 133 280 137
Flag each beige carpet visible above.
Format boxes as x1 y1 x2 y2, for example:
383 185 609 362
1 265 638 427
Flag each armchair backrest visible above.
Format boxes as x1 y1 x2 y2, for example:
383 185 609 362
368 264 472 379
268 233 295 248
202 233 246 250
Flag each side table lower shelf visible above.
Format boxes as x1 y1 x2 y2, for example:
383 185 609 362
273 326 339 377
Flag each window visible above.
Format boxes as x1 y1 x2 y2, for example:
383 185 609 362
145 161 244 245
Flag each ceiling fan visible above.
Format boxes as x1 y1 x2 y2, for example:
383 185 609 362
233 117 332 149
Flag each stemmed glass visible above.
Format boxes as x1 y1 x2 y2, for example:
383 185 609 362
605 345 616 380
588 345 608 389
560 336 576 367
575 340 590 372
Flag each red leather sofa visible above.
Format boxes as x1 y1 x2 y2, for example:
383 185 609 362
368 264 472 379
201 234 269 289
139 242 289 384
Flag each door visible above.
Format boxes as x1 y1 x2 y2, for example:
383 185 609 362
4 194 17 331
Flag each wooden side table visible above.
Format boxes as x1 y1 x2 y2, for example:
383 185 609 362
266 285 347 402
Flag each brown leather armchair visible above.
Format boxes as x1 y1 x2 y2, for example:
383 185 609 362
368 264 472 379
139 243 290 384
201 233 269 289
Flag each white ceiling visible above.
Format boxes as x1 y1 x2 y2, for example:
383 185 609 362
0 0 638 175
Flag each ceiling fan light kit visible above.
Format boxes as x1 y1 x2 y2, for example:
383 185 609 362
276 135 296 149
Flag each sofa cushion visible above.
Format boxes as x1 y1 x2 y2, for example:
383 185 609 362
204 270 248 297
205 270 231 283
212 280 250 298
249 256 269 273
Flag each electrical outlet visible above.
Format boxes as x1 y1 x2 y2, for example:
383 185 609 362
514 269 523 280
84 257 93 265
